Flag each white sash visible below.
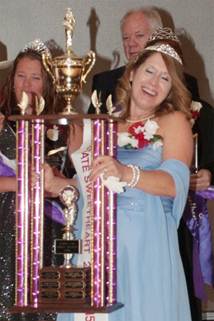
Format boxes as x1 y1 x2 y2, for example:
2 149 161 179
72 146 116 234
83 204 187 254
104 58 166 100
71 119 92 266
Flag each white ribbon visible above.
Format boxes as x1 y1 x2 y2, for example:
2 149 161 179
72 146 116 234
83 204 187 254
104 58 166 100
100 174 127 193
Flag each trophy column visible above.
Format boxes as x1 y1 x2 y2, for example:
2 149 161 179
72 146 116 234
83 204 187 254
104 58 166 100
15 117 45 308
91 118 117 308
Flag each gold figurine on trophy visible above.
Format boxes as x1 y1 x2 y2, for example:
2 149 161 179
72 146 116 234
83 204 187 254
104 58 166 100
55 185 80 268
42 8 96 114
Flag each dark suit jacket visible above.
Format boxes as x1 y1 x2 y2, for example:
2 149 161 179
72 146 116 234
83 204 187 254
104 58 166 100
88 65 200 114
193 100 214 184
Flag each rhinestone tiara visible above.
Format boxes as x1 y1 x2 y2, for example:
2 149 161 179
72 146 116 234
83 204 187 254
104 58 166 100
0 39 51 70
145 43 183 64
22 38 51 56
148 27 180 43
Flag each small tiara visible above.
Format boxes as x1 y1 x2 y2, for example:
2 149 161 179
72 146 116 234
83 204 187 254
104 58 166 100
22 39 51 56
145 43 183 64
148 27 180 43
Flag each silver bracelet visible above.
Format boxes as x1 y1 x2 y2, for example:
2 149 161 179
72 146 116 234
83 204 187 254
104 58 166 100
127 164 136 187
127 164 141 188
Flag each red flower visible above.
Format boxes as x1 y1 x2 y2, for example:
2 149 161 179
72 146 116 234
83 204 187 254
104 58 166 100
190 101 202 126
128 122 150 148
191 111 199 120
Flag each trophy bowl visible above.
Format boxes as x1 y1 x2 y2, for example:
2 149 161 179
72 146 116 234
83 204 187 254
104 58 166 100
42 8 95 115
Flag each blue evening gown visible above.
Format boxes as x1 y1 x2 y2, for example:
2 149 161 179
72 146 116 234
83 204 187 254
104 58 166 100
58 119 191 321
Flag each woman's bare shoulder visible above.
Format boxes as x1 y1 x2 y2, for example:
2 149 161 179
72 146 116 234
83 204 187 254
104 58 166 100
160 111 188 122
158 111 190 131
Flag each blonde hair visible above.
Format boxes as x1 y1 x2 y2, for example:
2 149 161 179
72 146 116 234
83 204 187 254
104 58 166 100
120 7 163 33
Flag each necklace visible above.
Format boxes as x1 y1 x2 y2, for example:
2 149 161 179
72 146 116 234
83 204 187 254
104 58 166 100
126 114 155 124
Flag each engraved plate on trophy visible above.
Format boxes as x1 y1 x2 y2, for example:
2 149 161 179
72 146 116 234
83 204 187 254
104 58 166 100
54 239 81 255
39 266 91 304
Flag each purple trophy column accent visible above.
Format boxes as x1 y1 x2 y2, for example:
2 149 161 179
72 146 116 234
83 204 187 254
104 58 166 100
16 120 29 306
30 120 45 307
91 117 118 308
91 119 106 307
105 119 117 305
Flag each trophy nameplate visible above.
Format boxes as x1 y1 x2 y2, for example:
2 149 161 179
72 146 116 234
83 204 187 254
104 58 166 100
54 239 82 254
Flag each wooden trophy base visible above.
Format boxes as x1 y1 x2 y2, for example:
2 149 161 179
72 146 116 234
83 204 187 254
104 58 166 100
10 303 123 314
10 266 123 313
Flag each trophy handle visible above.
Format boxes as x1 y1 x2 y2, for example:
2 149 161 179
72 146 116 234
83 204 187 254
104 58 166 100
42 53 55 84
81 50 96 83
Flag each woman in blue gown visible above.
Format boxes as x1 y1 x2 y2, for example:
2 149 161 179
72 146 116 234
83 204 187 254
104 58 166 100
44 28 193 321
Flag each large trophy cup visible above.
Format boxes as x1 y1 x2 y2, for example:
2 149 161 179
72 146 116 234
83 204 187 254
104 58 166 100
42 7 95 114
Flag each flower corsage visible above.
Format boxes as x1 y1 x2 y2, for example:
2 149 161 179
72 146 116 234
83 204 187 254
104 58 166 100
118 119 163 150
190 101 202 126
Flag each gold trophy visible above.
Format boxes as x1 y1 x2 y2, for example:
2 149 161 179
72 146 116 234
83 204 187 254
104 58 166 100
10 8 122 315
42 8 96 114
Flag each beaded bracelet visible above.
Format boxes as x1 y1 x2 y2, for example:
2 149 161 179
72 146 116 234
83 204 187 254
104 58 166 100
127 164 141 188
